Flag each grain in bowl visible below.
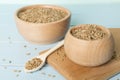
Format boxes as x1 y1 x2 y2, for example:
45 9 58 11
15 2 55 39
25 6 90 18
18 7 67 23
71 24 106 40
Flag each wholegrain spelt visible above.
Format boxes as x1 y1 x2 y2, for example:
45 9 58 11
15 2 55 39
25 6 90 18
71 24 106 40
18 7 67 23
25 58 42 70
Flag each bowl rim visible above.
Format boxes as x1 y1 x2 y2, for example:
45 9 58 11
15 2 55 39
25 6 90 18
15 4 71 25
68 24 112 42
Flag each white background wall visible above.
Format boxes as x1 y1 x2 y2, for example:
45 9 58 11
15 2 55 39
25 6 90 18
0 0 120 4
1 0 120 27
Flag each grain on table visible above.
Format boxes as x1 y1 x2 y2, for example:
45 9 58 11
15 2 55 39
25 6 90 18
13 69 21 73
24 45 27 48
9 60 12 63
26 52 31 56
34 48 37 50
2 58 6 61
16 74 19 77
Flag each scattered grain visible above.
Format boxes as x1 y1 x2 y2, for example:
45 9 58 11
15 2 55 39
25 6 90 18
2 58 6 61
4 66 7 69
40 72 56 78
8 37 11 40
16 74 19 77
41 72 46 75
9 60 12 63
112 50 120 60
71 24 107 40
35 48 37 50
18 70 21 72
52 75 56 78
18 7 67 23
48 74 52 77
26 52 31 56
25 58 42 70
13 69 18 72
24 45 27 48
13 69 22 73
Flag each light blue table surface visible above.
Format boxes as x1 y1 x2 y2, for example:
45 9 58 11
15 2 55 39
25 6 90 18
0 4 120 80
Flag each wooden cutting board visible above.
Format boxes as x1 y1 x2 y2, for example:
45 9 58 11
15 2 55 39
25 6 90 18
40 28 120 80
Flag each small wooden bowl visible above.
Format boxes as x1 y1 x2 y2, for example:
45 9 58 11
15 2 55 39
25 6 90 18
15 4 71 44
64 24 115 67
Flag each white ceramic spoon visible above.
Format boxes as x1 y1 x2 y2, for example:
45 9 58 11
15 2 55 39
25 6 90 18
24 40 64 73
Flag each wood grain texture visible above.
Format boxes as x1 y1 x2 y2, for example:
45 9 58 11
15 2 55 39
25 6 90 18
64 25 114 66
15 5 71 44
40 28 120 80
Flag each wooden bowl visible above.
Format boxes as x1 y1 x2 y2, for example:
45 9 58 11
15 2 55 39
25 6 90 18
15 4 71 44
64 24 115 66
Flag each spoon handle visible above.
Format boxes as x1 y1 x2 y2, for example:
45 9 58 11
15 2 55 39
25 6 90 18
42 40 64 58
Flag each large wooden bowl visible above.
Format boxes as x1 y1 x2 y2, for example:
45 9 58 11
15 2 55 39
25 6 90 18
64 24 115 66
15 4 71 44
